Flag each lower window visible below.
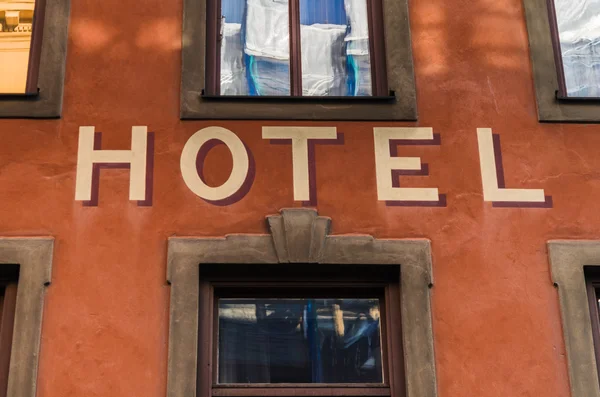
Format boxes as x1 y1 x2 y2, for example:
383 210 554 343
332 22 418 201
0 265 18 397
199 264 404 397
586 270 600 385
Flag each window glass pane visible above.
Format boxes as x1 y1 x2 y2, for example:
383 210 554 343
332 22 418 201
0 0 36 94
220 0 290 96
553 0 600 97
218 298 383 384
299 0 372 96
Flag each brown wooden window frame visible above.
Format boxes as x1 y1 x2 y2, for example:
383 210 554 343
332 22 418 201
0 0 70 118
181 0 417 120
197 264 405 397
523 0 600 122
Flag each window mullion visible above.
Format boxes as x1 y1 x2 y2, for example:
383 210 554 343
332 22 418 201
289 0 303 96
206 0 222 96
367 0 388 96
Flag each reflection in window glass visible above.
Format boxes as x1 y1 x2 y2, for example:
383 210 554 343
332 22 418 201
0 0 36 94
299 0 372 96
218 298 383 384
221 0 290 96
553 0 600 97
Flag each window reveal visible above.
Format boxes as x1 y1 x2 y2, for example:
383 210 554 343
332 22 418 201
210 0 387 97
0 0 45 94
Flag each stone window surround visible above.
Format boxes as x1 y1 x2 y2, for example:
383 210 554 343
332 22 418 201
166 208 437 397
0 0 70 118
547 240 600 397
0 238 53 397
522 0 600 123
180 0 418 121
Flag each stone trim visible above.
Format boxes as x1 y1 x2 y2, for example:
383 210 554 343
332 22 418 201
0 0 70 118
166 208 437 397
0 238 53 397
180 0 417 120
523 0 600 122
548 240 600 397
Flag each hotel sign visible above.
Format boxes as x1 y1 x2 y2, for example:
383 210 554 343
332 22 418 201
74 126 550 208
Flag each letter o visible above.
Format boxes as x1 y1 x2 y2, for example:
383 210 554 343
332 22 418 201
180 127 249 201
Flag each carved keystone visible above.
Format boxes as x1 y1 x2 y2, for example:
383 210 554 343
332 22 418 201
266 208 331 263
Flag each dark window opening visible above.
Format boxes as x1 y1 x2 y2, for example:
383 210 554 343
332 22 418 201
217 296 384 385
0 264 19 397
198 264 404 397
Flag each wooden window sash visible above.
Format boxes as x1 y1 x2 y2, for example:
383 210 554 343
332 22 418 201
199 279 404 397
24 0 46 94
545 0 568 98
0 283 17 397
366 0 387 96
207 0 388 97
288 0 302 97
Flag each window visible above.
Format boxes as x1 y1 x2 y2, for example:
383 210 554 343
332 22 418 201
547 240 600 397
523 0 600 121
166 209 438 397
0 0 69 118
199 264 403 397
208 0 386 98
0 265 18 397
181 0 417 120
0 0 42 95
0 238 53 397
546 0 600 99
586 272 600 386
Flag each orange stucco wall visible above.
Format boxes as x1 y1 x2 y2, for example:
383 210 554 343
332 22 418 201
0 0 597 395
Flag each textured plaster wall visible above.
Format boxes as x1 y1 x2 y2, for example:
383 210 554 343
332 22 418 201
0 0 596 396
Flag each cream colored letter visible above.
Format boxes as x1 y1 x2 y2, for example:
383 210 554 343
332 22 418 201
75 126 148 201
262 127 337 201
180 127 249 201
373 127 439 201
477 128 545 203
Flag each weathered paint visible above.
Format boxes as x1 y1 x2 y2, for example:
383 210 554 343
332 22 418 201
0 0 595 396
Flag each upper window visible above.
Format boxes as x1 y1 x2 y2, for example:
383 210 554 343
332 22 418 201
547 0 600 99
523 0 600 122
0 0 70 118
0 0 41 95
181 0 417 120
208 0 386 98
